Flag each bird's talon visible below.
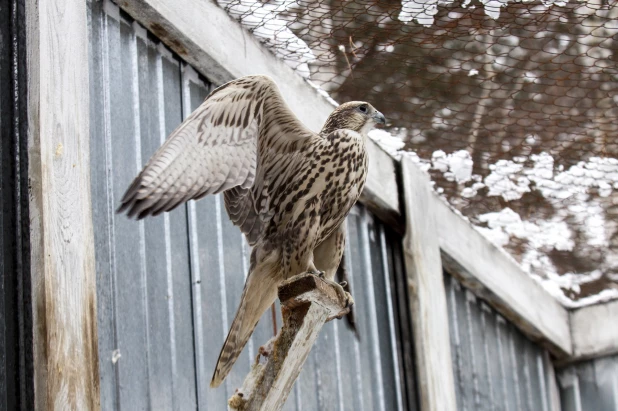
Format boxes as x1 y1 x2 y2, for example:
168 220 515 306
344 292 354 308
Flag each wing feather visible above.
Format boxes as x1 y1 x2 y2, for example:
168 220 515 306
118 75 315 244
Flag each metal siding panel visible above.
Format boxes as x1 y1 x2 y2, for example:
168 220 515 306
160 52 198 410
333 319 362 411
89 2 118 409
465 291 484 410
168 205 197 410
496 315 511 411
388 232 418 411
112 18 150 410
536 352 550 411
512 330 532 411
594 355 618 411
473 302 493 410
526 343 545 411
445 275 465 411
446 274 554 411
368 218 397 411
456 280 475 410
482 306 504 411
297 343 319 411
559 358 618 411
183 68 207 409
315 322 340 411
347 210 376 411
378 226 404 411
194 194 229 407
479 304 498 410
333 217 365 411
508 320 524 410
577 361 598 408
558 370 583 411
358 209 387 411
140 38 175 411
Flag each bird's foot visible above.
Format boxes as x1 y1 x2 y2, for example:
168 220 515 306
333 292 355 320
307 269 326 278
317 276 354 309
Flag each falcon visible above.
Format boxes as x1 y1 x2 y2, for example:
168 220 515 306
117 75 385 388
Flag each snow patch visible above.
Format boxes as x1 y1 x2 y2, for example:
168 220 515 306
218 0 315 78
479 208 574 251
368 129 405 155
484 160 530 201
306 79 339 107
431 150 473 183
398 0 575 26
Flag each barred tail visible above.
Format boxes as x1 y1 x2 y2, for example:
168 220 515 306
210 263 280 388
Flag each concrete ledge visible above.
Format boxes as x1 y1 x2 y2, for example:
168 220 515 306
569 299 618 361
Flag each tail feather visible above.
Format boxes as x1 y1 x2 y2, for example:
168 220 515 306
210 263 280 388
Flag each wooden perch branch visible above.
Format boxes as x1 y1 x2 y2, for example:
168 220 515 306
228 273 353 411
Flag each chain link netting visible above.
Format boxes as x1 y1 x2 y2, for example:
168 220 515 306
220 0 618 305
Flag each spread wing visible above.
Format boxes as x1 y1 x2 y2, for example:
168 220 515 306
118 75 316 244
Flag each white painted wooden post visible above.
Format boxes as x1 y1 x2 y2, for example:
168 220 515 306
26 0 100 409
401 157 457 411
228 274 351 411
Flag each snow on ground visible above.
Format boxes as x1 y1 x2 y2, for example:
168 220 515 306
398 0 571 26
431 150 473 183
479 208 574 251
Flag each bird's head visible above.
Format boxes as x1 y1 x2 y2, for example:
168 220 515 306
320 101 386 136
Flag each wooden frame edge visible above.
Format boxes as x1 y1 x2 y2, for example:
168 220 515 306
26 0 100 408
401 157 457 411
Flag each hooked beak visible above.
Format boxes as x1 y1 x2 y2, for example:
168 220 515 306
373 111 386 125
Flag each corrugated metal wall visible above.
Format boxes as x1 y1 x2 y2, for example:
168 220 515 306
557 355 618 411
88 1 415 410
444 274 557 411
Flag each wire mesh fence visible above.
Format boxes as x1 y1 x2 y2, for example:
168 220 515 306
219 0 618 305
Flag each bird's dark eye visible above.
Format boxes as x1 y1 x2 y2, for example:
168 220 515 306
359 105 367 113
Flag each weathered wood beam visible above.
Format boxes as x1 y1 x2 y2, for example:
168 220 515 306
568 299 618 361
401 158 457 411
26 0 100 409
228 274 351 411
